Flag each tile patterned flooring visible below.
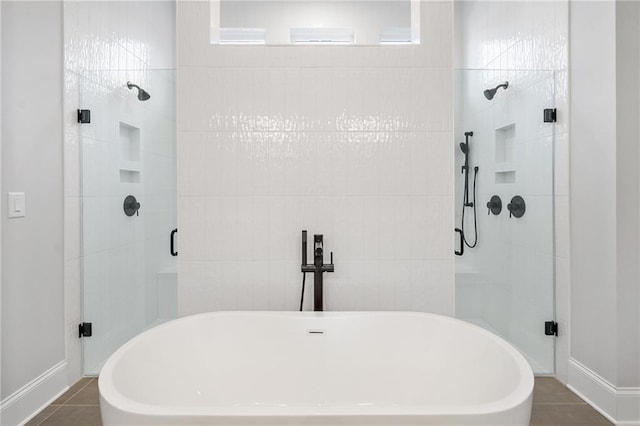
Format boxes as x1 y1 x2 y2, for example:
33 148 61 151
26 377 613 426
530 378 613 425
26 378 101 426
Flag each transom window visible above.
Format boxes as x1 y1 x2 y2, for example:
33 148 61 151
210 0 420 46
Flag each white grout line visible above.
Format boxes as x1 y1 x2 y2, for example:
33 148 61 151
32 405 62 426
50 378 94 406
533 402 588 405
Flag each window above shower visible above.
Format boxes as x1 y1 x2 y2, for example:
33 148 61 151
210 0 420 46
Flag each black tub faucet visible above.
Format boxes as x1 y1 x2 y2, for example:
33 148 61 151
301 231 334 311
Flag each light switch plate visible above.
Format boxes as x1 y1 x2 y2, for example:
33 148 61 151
8 192 26 218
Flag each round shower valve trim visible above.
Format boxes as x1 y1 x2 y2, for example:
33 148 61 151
123 195 141 217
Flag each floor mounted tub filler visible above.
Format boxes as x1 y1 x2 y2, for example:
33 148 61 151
99 312 534 425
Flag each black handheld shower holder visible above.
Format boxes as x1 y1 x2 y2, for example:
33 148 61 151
456 131 479 255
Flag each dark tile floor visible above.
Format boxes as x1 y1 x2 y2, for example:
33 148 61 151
26 378 101 426
531 378 613 425
26 377 612 426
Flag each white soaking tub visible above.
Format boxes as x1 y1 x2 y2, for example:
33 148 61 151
99 312 534 426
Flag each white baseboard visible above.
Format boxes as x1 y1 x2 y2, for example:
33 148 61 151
569 358 640 425
0 361 68 426
618 387 640 426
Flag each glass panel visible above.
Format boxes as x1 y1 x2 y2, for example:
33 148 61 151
454 69 555 375
80 70 177 375
211 0 420 45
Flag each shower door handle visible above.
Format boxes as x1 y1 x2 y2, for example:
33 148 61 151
454 228 464 256
170 228 178 256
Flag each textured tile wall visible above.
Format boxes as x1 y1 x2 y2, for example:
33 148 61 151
177 1 455 314
455 0 569 379
63 0 175 379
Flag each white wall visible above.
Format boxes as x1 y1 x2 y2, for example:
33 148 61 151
569 0 617 386
0 2 3 419
614 0 639 390
1 2 67 424
177 1 454 315
455 0 570 380
568 1 640 423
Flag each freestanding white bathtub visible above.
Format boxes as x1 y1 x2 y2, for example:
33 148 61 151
99 312 533 425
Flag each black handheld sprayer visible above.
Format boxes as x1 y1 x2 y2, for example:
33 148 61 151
455 131 479 256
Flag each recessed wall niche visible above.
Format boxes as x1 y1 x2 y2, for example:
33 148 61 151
119 122 141 183
495 123 516 184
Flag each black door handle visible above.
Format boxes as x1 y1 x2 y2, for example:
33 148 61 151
170 228 178 256
455 228 464 256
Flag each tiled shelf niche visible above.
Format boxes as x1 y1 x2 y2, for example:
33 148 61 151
119 169 140 183
119 122 141 183
495 123 516 184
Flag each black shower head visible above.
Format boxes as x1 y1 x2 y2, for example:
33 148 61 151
483 88 497 100
459 142 468 154
484 81 509 100
137 88 151 101
127 81 151 101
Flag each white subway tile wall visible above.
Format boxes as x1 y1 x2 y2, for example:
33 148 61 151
177 1 454 314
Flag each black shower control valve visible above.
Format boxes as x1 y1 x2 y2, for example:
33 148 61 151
507 195 526 218
487 195 502 216
123 195 141 217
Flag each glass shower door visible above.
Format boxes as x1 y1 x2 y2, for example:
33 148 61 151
79 70 177 375
454 69 555 375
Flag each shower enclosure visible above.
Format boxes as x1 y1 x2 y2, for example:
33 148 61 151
454 69 556 375
79 70 177 375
